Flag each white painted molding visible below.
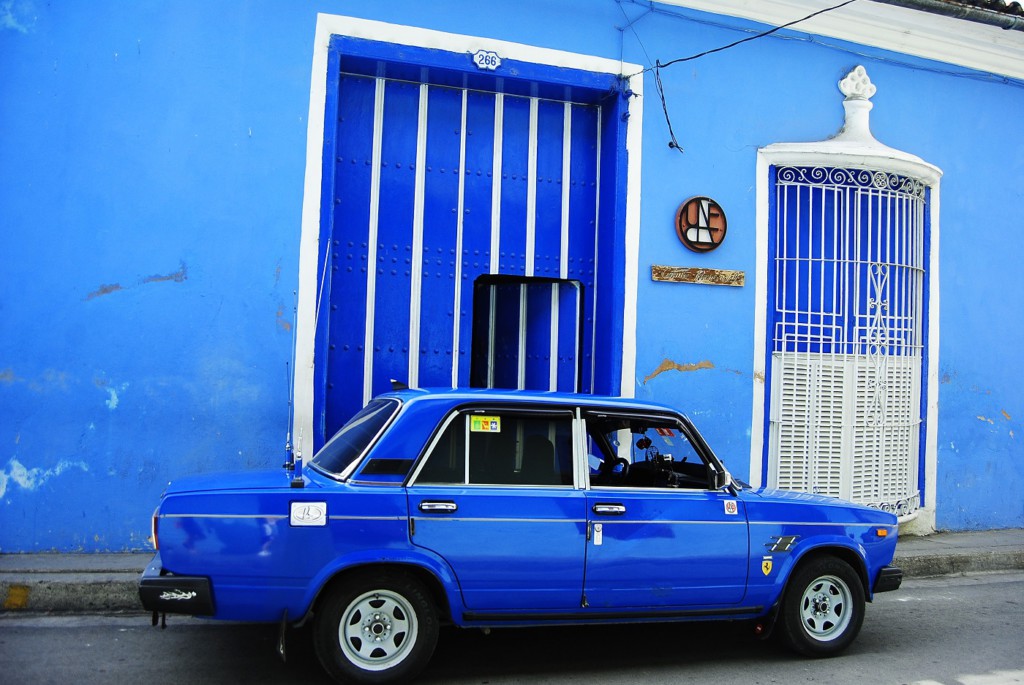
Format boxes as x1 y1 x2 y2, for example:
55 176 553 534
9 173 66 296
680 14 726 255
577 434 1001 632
294 14 644 446
750 65 941 512
661 0 1024 81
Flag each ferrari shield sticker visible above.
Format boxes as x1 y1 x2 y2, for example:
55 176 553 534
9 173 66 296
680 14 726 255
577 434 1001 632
470 416 501 432
724 500 738 515
762 556 773 575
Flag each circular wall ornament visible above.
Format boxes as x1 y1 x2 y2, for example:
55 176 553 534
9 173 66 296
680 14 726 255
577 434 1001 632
675 196 727 253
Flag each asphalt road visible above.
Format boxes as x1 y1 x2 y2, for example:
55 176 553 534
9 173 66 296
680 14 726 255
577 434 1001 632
1 572 1022 685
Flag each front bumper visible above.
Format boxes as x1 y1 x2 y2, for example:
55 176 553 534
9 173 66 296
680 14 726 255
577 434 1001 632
873 565 903 593
138 553 216 616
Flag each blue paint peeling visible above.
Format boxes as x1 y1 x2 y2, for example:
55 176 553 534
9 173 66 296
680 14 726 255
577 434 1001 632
0 457 89 500
0 0 34 34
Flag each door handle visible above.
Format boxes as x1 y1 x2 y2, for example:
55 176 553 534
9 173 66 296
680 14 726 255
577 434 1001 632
419 500 458 513
592 503 626 515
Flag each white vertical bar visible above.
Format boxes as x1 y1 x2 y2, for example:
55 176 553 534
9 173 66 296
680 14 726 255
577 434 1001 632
573 283 581 392
589 106 601 393
490 93 504 274
451 89 468 388
549 284 559 391
818 183 825 350
552 103 572 392
525 97 538 277
362 77 386 405
518 284 527 389
408 83 429 388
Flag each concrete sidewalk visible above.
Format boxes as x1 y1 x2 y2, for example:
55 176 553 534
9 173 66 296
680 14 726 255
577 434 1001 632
1 529 1022 614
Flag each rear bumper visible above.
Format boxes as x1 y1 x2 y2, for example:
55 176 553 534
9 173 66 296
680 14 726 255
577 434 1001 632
138 553 215 616
873 565 903 594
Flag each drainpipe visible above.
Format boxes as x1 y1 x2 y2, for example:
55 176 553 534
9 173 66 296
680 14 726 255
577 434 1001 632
869 0 1024 31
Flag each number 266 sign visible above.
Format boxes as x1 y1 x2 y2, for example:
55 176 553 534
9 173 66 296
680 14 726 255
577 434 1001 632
472 50 501 71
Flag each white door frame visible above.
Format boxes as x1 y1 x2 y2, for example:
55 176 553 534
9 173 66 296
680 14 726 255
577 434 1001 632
292 14 644 458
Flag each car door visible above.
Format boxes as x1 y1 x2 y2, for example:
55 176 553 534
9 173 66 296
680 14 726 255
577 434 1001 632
582 411 750 609
407 407 587 611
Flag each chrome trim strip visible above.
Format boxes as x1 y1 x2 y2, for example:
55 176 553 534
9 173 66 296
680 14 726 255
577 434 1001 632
162 514 407 522
749 520 897 528
596 519 747 526
161 514 288 520
413 517 587 524
328 515 405 521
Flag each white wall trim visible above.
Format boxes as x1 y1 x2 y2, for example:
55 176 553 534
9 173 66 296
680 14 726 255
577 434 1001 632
620 74 644 399
662 0 1024 81
751 144 941 526
295 14 643 447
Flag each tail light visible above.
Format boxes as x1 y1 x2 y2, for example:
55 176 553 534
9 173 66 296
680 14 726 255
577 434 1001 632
151 507 160 550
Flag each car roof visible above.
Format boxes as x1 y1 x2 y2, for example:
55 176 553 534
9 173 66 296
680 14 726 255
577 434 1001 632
378 387 682 415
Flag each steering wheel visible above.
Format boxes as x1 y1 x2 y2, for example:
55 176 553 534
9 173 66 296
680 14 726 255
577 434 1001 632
611 457 630 477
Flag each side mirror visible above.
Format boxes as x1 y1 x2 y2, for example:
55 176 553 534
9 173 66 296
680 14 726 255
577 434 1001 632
714 469 732 490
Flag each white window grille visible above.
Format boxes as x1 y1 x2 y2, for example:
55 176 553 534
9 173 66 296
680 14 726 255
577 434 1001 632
768 167 925 516
754 66 941 526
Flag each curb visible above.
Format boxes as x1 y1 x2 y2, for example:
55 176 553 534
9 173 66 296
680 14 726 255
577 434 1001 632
2 576 142 613
892 550 1024 578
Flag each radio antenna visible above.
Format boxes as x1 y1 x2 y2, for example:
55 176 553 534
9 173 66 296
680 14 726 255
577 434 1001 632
284 289 299 469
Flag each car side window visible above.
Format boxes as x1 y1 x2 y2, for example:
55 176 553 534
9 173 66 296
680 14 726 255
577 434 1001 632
587 414 711 489
415 411 574 486
414 414 467 484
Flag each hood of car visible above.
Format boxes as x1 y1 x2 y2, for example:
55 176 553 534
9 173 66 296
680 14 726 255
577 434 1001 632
164 468 315 495
743 486 898 522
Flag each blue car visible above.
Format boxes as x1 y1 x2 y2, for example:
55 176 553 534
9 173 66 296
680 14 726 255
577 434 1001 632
140 388 902 683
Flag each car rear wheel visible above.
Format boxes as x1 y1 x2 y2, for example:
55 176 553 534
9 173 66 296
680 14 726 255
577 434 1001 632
314 571 438 684
778 556 865 657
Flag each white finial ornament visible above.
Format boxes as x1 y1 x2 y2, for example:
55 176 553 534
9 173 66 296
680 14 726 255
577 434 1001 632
839 65 876 101
834 66 877 143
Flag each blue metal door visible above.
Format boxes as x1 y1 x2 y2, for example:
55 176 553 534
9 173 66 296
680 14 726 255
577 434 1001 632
311 37 618 446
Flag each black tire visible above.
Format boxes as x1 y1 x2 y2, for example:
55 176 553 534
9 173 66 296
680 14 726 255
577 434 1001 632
777 556 865 657
313 571 439 684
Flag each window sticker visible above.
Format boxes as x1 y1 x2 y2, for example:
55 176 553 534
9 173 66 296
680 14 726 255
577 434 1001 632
470 415 501 433
655 427 675 437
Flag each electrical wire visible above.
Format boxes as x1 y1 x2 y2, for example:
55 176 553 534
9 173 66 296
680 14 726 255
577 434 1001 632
631 0 863 152
634 0 861 77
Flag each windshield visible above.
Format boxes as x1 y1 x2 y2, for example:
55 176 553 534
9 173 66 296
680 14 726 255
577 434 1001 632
310 398 400 476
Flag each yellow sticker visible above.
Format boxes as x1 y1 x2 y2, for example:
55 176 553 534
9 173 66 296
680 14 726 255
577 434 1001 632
762 556 773 576
471 416 501 433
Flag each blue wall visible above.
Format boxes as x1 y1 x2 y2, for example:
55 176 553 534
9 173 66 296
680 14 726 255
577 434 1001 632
1 0 1021 551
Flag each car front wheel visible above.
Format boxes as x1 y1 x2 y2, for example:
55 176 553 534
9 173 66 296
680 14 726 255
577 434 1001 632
778 555 865 657
314 571 438 684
